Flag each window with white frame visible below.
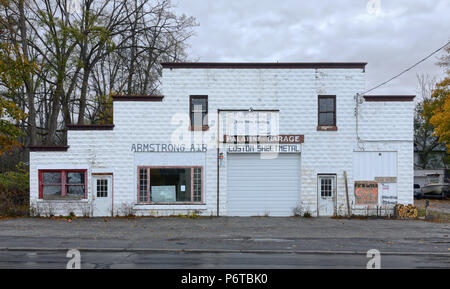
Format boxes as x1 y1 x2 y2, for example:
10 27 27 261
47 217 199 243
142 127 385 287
96 179 108 198
320 176 334 197
138 167 203 203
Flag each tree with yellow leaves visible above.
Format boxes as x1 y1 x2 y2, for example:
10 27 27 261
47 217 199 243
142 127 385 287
423 44 450 157
427 76 450 153
0 42 29 156
94 93 114 125
422 44 450 158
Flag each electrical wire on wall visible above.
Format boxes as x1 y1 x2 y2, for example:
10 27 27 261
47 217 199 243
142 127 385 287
363 40 450 95
355 40 450 147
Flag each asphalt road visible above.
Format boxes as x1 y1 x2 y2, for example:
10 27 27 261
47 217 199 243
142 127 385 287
0 217 449 268
1 250 449 269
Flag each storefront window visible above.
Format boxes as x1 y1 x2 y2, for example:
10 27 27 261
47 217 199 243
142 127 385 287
193 168 202 202
138 167 203 203
139 168 149 203
39 170 87 200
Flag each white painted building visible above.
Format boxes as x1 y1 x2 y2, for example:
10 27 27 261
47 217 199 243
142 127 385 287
29 62 415 217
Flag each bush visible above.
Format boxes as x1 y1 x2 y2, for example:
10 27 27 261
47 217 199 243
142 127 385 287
0 163 29 217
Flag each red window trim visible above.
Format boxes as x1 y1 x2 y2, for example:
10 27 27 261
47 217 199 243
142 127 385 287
38 169 88 199
137 166 204 205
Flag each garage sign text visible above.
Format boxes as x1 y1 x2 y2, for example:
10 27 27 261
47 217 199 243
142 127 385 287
227 144 301 153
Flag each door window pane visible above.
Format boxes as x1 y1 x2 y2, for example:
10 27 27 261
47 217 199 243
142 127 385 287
320 178 333 197
97 179 108 198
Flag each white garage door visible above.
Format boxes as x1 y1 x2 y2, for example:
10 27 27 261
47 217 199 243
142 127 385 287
227 153 301 216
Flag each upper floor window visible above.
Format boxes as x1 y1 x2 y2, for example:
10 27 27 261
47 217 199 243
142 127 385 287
318 95 337 130
190 95 208 131
39 170 87 200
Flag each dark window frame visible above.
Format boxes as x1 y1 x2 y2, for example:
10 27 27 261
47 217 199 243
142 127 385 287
317 95 337 130
137 166 204 205
189 95 209 131
38 169 87 199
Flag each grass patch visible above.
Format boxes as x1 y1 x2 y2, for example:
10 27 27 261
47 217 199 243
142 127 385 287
418 208 426 218
417 207 450 222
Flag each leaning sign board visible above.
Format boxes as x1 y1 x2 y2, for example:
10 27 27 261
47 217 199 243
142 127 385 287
375 177 398 205
354 181 378 205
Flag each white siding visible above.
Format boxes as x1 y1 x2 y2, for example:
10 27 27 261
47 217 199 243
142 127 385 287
29 66 414 217
353 152 397 181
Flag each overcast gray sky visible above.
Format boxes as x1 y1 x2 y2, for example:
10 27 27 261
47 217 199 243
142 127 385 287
173 0 449 96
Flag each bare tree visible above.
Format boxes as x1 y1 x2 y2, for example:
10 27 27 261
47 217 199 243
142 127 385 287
0 0 197 149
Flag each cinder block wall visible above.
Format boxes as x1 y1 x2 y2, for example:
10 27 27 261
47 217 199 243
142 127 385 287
30 67 414 217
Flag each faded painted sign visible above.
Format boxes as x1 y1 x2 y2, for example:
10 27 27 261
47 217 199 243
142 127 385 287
226 144 301 153
131 143 207 152
354 181 378 205
224 135 304 144
379 182 398 205
374 177 397 183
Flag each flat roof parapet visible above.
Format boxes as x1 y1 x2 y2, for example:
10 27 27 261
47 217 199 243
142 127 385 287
67 124 115 130
364 95 415 102
112 95 164 102
161 62 367 70
28 145 69 152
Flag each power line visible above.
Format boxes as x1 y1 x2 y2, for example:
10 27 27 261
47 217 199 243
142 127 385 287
362 40 450 95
